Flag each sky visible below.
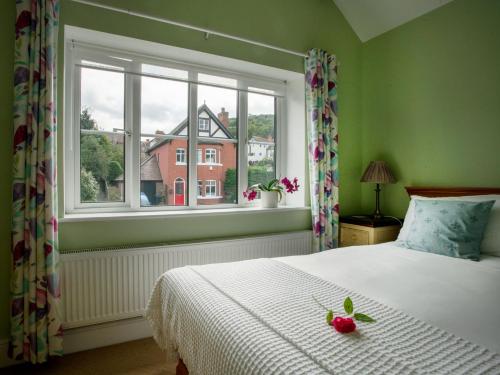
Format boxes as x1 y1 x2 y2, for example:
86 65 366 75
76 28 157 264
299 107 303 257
80 65 275 137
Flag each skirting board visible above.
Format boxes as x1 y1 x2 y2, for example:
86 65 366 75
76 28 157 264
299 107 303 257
64 316 153 354
0 317 153 368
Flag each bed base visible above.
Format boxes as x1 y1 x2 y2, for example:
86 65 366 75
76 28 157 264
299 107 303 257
176 358 189 375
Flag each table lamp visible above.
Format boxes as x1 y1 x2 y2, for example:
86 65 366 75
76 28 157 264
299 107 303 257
360 161 396 219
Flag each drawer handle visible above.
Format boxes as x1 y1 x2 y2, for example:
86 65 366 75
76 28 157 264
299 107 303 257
351 234 357 240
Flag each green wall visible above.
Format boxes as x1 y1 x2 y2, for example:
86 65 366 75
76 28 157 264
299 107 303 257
56 0 364 250
0 0 362 340
0 1 15 343
361 0 500 216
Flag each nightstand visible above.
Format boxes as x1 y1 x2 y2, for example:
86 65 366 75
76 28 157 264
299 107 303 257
339 216 402 247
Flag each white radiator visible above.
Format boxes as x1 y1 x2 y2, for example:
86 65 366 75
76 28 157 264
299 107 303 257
60 231 313 329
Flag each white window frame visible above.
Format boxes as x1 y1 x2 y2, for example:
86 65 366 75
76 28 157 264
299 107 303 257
63 27 302 215
198 118 210 132
205 148 217 164
176 148 186 165
205 180 217 197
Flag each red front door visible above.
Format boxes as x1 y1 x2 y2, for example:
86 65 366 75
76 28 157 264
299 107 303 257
175 178 185 206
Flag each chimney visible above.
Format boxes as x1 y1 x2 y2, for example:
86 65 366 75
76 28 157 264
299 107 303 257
217 107 229 128
155 130 165 135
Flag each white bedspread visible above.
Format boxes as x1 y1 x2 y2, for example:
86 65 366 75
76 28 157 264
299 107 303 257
279 243 500 353
145 243 500 374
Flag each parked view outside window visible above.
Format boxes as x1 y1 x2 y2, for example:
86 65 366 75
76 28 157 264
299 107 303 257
80 65 125 204
140 64 188 207
247 92 276 192
69 44 283 212
197 83 237 205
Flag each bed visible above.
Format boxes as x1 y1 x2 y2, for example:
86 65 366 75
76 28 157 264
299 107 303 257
145 187 500 374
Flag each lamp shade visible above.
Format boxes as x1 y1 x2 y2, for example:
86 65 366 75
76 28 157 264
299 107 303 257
360 161 396 184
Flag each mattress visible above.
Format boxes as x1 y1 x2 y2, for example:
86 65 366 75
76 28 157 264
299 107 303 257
145 243 500 374
279 243 500 353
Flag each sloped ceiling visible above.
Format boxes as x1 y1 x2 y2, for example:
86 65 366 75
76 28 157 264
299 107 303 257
333 0 454 42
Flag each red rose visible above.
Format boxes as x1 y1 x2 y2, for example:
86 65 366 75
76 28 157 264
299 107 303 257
332 317 356 333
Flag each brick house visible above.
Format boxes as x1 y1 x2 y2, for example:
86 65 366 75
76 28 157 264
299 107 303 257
144 105 237 206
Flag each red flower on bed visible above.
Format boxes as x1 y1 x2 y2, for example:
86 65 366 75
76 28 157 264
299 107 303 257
331 317 356 334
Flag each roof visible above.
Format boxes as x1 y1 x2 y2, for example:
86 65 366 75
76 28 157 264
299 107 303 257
139 155 163 181
250 136 274 144
114 155 162 182
147 104 234 153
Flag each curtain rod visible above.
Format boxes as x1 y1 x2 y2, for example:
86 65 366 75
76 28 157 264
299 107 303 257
71 0 308 58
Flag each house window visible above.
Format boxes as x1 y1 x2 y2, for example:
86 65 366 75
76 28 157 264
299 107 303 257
205 180 216 197
64 32 289 214
176 148 186 164
198 118 209 132
197 180 203 196
205 149 216 164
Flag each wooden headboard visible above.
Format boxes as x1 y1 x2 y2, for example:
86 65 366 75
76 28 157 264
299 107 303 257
405 187 500 197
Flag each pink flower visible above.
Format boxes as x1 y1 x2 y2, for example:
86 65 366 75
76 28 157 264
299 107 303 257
331 317 356 334
243 189 257 201
281 177 299 194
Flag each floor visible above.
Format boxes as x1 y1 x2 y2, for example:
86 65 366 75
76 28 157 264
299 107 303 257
0 338 176 375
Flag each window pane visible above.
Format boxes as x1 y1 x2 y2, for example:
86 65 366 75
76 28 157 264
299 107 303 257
80 132 125 203
197 84 237 205
247 93 276 191
81 66 124 132
80 66 125 203
140 66 189 207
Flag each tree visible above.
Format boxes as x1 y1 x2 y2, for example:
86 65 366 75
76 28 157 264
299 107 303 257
80 109 125 200
80 168 98 202
80 107 97 130
108 160 123 182
248 165 275 187
223 168 237 203
228 114 275 140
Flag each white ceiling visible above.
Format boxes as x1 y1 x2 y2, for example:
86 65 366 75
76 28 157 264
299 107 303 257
333 0 454 42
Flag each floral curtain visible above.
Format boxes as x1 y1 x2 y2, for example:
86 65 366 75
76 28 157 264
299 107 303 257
10 0 62 363
305 49 339 252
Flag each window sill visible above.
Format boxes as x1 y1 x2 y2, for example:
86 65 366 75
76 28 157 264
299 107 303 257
60 206 310 222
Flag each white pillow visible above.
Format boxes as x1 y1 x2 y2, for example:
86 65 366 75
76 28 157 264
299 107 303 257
397 195 500 257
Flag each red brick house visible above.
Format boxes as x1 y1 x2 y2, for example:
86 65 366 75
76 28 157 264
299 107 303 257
144 105 236 206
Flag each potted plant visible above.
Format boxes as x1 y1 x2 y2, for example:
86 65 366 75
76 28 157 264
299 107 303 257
243 177 299 208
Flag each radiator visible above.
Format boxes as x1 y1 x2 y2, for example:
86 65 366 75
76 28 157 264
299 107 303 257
60 230 313 329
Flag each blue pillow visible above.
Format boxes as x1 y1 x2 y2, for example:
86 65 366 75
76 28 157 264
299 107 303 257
395 199 494 261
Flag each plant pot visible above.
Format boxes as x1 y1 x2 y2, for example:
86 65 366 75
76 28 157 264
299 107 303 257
260 191 279 208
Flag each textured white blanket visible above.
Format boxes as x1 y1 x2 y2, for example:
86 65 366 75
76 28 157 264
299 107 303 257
145 258 500 374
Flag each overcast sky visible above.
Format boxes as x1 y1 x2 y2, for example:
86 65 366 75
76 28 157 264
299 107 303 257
81 66 275 136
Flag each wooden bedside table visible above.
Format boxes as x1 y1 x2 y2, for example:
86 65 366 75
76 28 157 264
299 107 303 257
339 216 402 247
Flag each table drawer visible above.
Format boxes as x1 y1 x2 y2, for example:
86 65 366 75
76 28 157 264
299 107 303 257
340 227 369 246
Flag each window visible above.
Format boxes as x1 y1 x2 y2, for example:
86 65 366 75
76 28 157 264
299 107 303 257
197 180 203 196
176 148 186 164
198 118 209 132
205 180 217 197
205 149 217 164
64 34 288 213
247 92 276 191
